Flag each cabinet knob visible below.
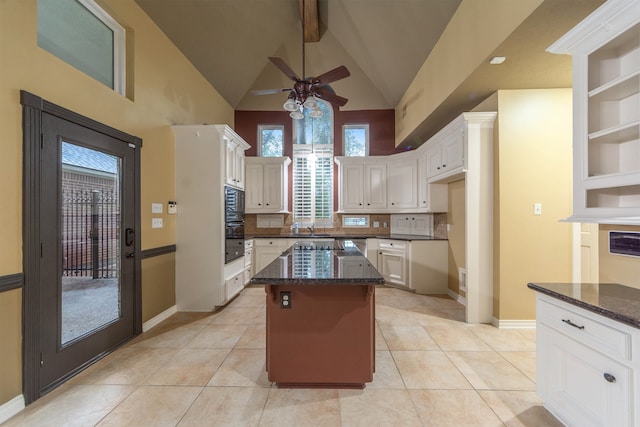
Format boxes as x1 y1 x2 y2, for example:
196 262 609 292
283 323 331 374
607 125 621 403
391 202 395 205
367 203 370 206
603 373 616 383
266 203 269 206
359 203 362 206
442 164 447 168
437 166 440 170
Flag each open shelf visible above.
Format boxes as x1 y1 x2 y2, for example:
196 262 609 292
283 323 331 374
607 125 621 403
588 23 640 91
587 121 640 177
586 184 640 208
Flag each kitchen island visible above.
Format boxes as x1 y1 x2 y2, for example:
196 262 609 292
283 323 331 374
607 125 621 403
528 282 640 427
251 240 384 388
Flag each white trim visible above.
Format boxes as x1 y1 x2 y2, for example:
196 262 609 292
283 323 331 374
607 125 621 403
447 289 467 306
491 318 537 329
77 0 126 95
142 305 177 332
0 395 25 424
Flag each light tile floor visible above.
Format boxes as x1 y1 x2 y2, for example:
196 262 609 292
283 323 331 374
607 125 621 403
3 286 563 427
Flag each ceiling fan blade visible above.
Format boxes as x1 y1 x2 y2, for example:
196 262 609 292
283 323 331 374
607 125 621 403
252 88 292 96
269 57 300 82
312 65 350 86
314 87 348 107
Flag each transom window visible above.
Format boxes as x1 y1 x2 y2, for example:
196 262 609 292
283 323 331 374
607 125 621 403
258 124 284 157
292 100 334 227
37 0 126 95
343 124 369 156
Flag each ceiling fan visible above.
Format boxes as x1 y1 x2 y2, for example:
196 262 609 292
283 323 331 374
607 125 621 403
252 1 350 118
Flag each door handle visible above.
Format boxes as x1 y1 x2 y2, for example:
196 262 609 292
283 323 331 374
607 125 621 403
126 228 135 247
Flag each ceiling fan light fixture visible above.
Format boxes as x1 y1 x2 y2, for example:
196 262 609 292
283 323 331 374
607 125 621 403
303 97 318 109
283 98 299 112
309 107 322 118
290 110 304 120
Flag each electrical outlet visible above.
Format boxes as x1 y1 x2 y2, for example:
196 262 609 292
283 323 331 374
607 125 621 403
152 203 163 214
534 203 542 216
152 218 163 228
280 291 291 309
373 221 380 228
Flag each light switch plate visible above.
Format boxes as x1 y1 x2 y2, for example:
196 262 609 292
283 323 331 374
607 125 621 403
152 203 163 214
152 218 163 228
533 203 542 216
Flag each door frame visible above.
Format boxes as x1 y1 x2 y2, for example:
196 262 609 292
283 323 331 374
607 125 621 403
20 90 142 404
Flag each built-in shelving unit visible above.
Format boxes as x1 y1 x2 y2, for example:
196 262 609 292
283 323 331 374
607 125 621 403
549 0 640 223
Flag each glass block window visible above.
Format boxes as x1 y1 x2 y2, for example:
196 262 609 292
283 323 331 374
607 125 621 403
258 125 284 157
342 215 370 227
37 0 126 94
343 124 369 156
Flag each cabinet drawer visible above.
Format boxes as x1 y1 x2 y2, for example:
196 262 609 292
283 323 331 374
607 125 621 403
378 240 406 251
538 298 632 362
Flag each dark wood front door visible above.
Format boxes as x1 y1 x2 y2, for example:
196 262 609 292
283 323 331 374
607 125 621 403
21 91 142 402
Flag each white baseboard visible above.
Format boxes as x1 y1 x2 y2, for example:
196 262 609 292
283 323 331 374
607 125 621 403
447 289 467 306
142 305 177 332
0 395 25 424
492 317 536 329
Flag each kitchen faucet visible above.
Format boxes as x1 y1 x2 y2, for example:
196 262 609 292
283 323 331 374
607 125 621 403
306 224 315 235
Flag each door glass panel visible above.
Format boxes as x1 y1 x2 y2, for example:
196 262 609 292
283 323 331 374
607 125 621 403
61 142 121 346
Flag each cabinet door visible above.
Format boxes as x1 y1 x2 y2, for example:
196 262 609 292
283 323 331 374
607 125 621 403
538 324 632 427
426 143 442 179
441 130 464 171
388 158 418 210
254 243 286 273
263 163 284 211
234 147 245 189
225 272 244 302
378 249 407 287
245 163 264 210
342 163 365 210
364 163 387 209
225 138 238 187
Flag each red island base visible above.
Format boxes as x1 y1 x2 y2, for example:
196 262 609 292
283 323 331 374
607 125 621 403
265 284 375 388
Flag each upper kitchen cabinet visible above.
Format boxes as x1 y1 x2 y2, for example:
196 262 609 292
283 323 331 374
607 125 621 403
225 131 250 189
245 157 291 213
387 153 419 211
418 151 448 212
548 0 640 224
335 157 387 212
426 119 465 182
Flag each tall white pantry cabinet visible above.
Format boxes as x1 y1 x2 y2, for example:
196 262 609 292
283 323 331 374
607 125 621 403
172 125 250 311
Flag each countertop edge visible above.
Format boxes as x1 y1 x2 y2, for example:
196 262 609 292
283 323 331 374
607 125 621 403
527 282 640 330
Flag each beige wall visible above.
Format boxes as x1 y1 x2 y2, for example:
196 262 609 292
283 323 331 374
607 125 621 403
447 179 466 295
599 225 640 288
493 89 574 320
395 0 542 145
0 0 233 405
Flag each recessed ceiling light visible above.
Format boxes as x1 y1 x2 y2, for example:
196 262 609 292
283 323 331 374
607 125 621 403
490 56 506 65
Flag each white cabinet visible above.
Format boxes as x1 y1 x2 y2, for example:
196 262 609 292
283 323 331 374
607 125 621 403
535 293 640 427
426 125 465 182
225 135 247 189
225 270 244 302
418 151 448 212
245 157 290 213
390 214 433 236
387 154 419 210
376 238 448 294
243 240 253 285
253 238 291 274
548 1 640 223
173 124 249 311
377 240 408 288
335 157 387 212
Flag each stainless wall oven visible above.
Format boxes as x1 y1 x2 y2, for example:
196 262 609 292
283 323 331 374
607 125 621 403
224 186 245 263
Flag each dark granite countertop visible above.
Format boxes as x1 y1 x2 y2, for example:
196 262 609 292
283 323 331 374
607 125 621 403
527 282 640 330
247 234 447 241
250 240 384 285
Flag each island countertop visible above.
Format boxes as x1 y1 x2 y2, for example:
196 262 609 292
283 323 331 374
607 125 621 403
527 282 640 329
250 240 385 285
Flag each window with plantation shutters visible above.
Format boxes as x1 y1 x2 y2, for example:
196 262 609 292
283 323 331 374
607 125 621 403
292 100 334 227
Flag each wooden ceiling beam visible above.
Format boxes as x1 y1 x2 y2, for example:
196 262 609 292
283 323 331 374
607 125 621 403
298 0 320 42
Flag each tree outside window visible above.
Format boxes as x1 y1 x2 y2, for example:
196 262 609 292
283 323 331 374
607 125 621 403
343 124 369 156
258 125 284 157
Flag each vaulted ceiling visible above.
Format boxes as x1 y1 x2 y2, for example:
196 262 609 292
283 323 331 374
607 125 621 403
135 0 604 146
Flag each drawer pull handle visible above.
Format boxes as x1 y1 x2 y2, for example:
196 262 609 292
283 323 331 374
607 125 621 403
604 373 616 383
562 319 585 330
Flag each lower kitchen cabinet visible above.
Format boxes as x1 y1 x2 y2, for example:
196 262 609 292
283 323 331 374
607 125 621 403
244 240 253 285
376 239 448 294
535 294 639 427
253 239 291 275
